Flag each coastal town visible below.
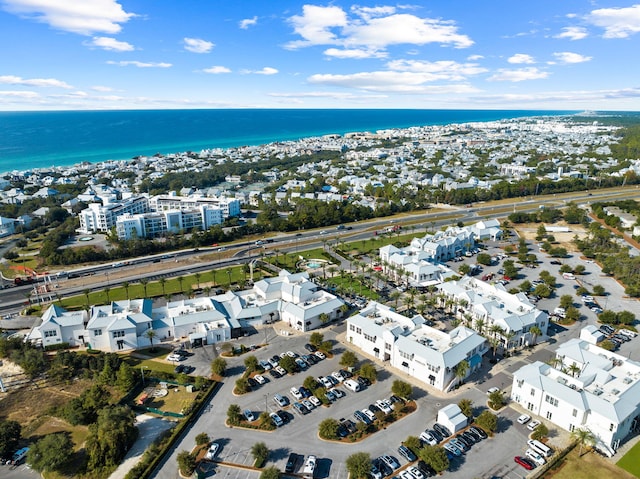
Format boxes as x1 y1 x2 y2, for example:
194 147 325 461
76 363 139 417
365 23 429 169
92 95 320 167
3 114 640 479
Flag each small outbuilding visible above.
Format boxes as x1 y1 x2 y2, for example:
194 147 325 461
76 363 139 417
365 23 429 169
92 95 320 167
437 404 468 434
580 325 604 345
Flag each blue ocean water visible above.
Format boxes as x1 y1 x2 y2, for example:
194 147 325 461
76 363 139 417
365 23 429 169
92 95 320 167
0 109 575 173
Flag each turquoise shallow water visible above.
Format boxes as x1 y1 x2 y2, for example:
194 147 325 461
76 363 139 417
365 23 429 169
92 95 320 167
0 109 575 173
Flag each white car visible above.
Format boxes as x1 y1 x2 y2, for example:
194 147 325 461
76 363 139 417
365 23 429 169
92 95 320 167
244 409 255 422
290 387 303 400
407 465 425 479
319 376 333 389
487 386 500 395
517 414 531 425
204 442 220 460
166 353 185 362
309 396 322 407
315 351 326 360
376 399 392 414
399 470 414 479
275 366 287 376
332 371 345 382
525 448 546 466
254 374 267 385
420 431 438 446
286 350 298 358
362 408 376 422
527 419 541 431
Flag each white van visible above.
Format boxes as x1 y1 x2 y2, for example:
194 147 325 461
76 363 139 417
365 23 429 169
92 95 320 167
554 307 566 318
343 379 361 392
525 448 546 466
528 439 553 458
562 272 575 280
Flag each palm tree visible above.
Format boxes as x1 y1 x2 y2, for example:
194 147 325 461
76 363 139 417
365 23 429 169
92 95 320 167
159 277 167 296
211 269 217 287
140 278 149 298
104 287 111 303
226 268 232 287
83 289 91 308
194 272 201 289
203 286 211 297
568 363 581 378
571 428 596 457
547 356 564 369
529 325 542 346
145 329 157 352
123 281 130 300
319 313 329 325
454 360 470 384
176 276 184 293
390 290 402 309
489 336 501 358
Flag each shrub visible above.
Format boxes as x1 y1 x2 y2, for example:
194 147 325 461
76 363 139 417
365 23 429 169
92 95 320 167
475 411 497 436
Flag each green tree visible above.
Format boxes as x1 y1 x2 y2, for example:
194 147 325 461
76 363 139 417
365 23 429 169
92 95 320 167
345 452 372 479
244 355 259 373
559 294 574 310
573 264 586 275
279 355 297 374
477 252 492 265
211 357 227 376
227 404 242 425
403 435 422 455
571 427 596 457
260 466 281 479
392 379 413 399
318 418 340 440
418 445 449 474
251 442 269 468
195 432 210 446
310 332 324 347
85 405 137 471
520 280 532 293
0 420 21 459
177 451 196 476
320 340 333 354
235 378 250 395
454 360 470 384
116 362 136 393
533 283 552 298
458 399 473 418
488 390 505 410
475 410 498 436
592 284 606 296
303 376 319 391
358 363 377 383
531 423 549 441
27 432 74 473
340 350 358 369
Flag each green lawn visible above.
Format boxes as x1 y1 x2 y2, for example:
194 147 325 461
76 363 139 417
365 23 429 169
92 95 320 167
618 440 640 477
546 449 637 479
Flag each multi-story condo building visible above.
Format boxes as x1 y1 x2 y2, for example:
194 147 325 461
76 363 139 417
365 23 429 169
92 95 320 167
437 276 548 351
347 302 487 391
115 206 224 240
150 193 241 219
78 196 149 234
511 337 640 456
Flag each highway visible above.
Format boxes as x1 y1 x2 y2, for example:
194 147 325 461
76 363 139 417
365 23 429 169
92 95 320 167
1 185 638 317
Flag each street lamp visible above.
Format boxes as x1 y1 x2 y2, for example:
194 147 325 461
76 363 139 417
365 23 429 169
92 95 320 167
141 365 149 386
264 394 268 414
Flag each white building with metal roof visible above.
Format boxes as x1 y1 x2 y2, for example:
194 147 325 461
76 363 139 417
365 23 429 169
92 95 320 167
511 338 640 456
347 302 487 391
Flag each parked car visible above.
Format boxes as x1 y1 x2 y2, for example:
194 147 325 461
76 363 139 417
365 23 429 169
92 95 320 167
376 399 392 413
293 402 308 415
319 376 333 388
205 442 220 460
290 387 303 400
407 465 425 479
285 453 298 473
309 396 322 407
244 409 255 422
254 374 267 385
362 408 376 422
398 444 417 462
315 351 326 360
514 456 535 470
325 390 337 402
274 394 288 407
259 359 272 370
380 455 400 470
302 399 315 410
487 386 500 395
469 426 487 440
305 343 317 352
270 412 283 427
332 388 346 398
433 423 451 438
354 410 372 424
517 414 531 425
527 419 541 431
420 430 439 446
525 448 546 466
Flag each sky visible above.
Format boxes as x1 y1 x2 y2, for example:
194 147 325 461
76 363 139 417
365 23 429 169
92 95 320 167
1 0 640 111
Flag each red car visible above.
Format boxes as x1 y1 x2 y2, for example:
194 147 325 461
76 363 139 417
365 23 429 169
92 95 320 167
514 456 535 470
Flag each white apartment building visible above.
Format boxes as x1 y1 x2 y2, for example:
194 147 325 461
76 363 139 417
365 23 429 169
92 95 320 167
115 206 224 240
78 196 149 233
511 338 640 456
150 194 241 219
347 302 487 391
437 277 548 351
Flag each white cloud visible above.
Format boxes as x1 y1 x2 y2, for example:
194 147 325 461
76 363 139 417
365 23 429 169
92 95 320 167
0 90 39 98
285 5 472 52
552 51 592 64
323 48 386 59
0 75 73 88
307 70 479 94
89 36 134 51
239 16 258 29
269 91 387 100
183 37 214 53
555 26 588 40
91 85 114 91
470 87 640 105
106 60 172 68
386 59 487 80
2 0 135 35
203 66 231 74
467 54 484 61
587 4 640 38
507 53 535 64
488 67 549 82
253 67 278 75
